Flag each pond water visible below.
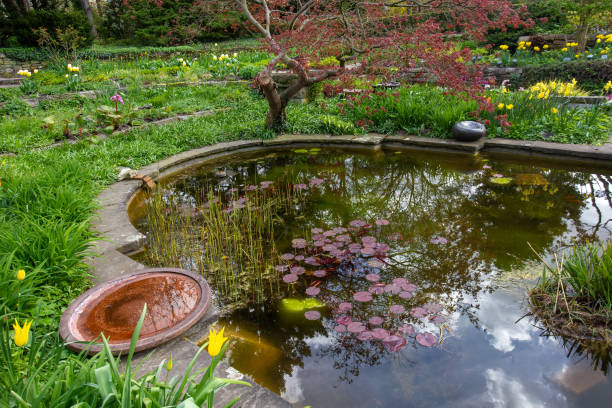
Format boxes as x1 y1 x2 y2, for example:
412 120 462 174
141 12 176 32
136 147 612 407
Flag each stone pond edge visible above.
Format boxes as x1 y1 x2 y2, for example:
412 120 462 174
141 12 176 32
87 133 612 407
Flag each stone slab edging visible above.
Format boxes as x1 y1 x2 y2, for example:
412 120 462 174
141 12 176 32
88 132 612 407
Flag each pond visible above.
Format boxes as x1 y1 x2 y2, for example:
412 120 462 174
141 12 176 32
134 146 612 407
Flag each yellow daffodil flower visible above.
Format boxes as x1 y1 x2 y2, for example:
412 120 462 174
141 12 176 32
534 46 540 51
13 319 32 347
543 45 548 49
17 269 25 280
562 47 568 52
213 55 217 61
207 327 228 357
33 69 38 74
597 39 602 43
519 41 525 46
166 353 173 371
506 104 514 110
566 42 571 47
537 91 545 99
551 107 558 114
499 45 509 50
497 103 504 109
604 81 612 92
233 52 238 58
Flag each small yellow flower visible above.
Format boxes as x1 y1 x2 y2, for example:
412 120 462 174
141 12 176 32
17 269 25 281
214 43 218 47
12 319 32 347
604 81 612 92
572 42 578 47
506 104 514 110
497 103 505 109
561 47 568 52
33 69 38 74
526 42 532 47
537 91 545 99
182 61 186 66
233 52 238 58
543 45 549 49
166 353 173 371
551 107 558 114
566 42 571 47
65 74 69 78
534 46 540 52
597 39 602 43
518 41 525 46
207 327 228 357
213 55 217 61
501 87 508 94
499 45 509 50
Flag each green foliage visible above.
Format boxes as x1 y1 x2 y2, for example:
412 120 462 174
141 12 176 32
519 59 612 91
0 10 93 47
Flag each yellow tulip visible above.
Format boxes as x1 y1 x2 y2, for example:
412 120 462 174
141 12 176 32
566 42 571 47
561 47 568 52
526 42 532 46
537 92 544 99
506 104 514 110
534 46 540 52
519 41 525 46
17 269 25 281
499 45 509 50
213 55 217 61
33 69 38 74
551 107 558 114
207 327 228 357
12 319 32 347
233 52 238 58
543 45 548 49
605 81 612 92
597 39 602 43
497 103 504 109
166 353 173 371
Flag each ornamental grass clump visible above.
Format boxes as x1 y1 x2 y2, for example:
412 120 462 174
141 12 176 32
529 241 612 345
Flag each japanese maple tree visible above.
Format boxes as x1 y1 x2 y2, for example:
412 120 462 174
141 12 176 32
231 0 531 129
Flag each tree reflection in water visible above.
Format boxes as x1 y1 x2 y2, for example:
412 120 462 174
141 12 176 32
143 147 612 397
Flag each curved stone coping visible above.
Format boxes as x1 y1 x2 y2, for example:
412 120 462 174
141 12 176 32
88 132 612 407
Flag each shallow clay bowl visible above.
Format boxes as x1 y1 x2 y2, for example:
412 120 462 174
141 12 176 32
60 268 211 355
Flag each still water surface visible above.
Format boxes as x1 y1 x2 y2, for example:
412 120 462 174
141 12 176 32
139 147 612 407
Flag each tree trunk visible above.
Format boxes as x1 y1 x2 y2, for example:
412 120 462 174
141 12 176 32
95 0 103 16
80 0 98 38
576 10 591 53
259 73 289 130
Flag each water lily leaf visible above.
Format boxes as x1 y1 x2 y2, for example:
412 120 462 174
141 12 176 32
337 302 352 312
490 177 512 185
368 316 383 326
305 286 321 296
282 274 298 283
353 291 373 302
302 298 325 310
347 322 366 333
365 273 381 282
389 305 405 315
304 311 321 320
371 328 389 340
383 335 406 352
416 332 437 347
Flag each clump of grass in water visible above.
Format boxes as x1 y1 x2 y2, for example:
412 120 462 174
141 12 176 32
144 182 301 308
529 241 612 345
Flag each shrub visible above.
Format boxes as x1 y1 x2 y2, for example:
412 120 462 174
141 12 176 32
519 60 612 91
0 10 93 47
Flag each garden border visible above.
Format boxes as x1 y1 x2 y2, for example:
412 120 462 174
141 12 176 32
89 133 612 407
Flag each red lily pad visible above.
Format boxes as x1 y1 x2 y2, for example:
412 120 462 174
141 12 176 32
357 331 374 341
280 253 294 260
290 266 305 275
401 282 417 292
353 291 373 302
410 307 428 318
349 219 367 228
389 305 405 315
294 255 305 261
361 247 376 256
368 316 383 326
275 265 289 272
398 291 413 299
347 322 366 333
392 278 407 286
372 328 389 340
304 310 321 320
291 238 307 248
334 324 347 333
313 269 327 277
367 259 384 268
383 335 406 352
311 228 323 234
305 286 321 296
398 324 415 335
431 315 447 325
423 302 443 314
384 284 401 294
416 332 437 347
282 274 298 283
336 315 351 325
368 285 385 295
375 219 390 226
365 273 381 282
337 302 352 313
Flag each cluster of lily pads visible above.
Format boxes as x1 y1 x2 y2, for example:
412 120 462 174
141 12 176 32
274 180 448 351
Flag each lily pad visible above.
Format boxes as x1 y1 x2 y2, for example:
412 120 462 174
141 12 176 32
347 322 366 333
353 291 373 302
490 177 512 185
304 310 321 320
398 291 413 299
368 316 383 326
410 307 428 318
313 269 327 277
416 332 437 347
389 305 405 315
334 324 347 333
305 286 321 296
357 331 374 341
372 328 389 340
337 302 352 313
336 315 351 325
280 253 294 260
369 285 385 295
282 274 298 283
383 335 406 352
375 219 390 226
365 273 381 282
398 324 415 335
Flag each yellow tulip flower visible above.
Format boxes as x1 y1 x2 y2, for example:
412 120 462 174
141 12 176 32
566 42 571 47
605 81 612 92
506 104 514 110
17 269 25 281
13 319 32 347
543 45 549 49
597 39 602 43
207 327 228 357
534 46 540 52
233 52 238 58
526 42 532 46
499 45 509 50
561 47 568 52
166 353 173 371
537 92 545 99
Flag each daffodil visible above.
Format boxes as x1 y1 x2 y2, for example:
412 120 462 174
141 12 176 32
543 45 548 49
33 69 38 74
506 104 513 110
12 319 32 347
497 103 504 109
166 353 173 371
499 45 508 50
213 55 217 61
233 52 237 58
534 46 540 52
551 107 558 114
562 47 568 52
17 269 25 281
537 91 545 99
207 327 228 357
604 81 612 92
526 42 532 47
